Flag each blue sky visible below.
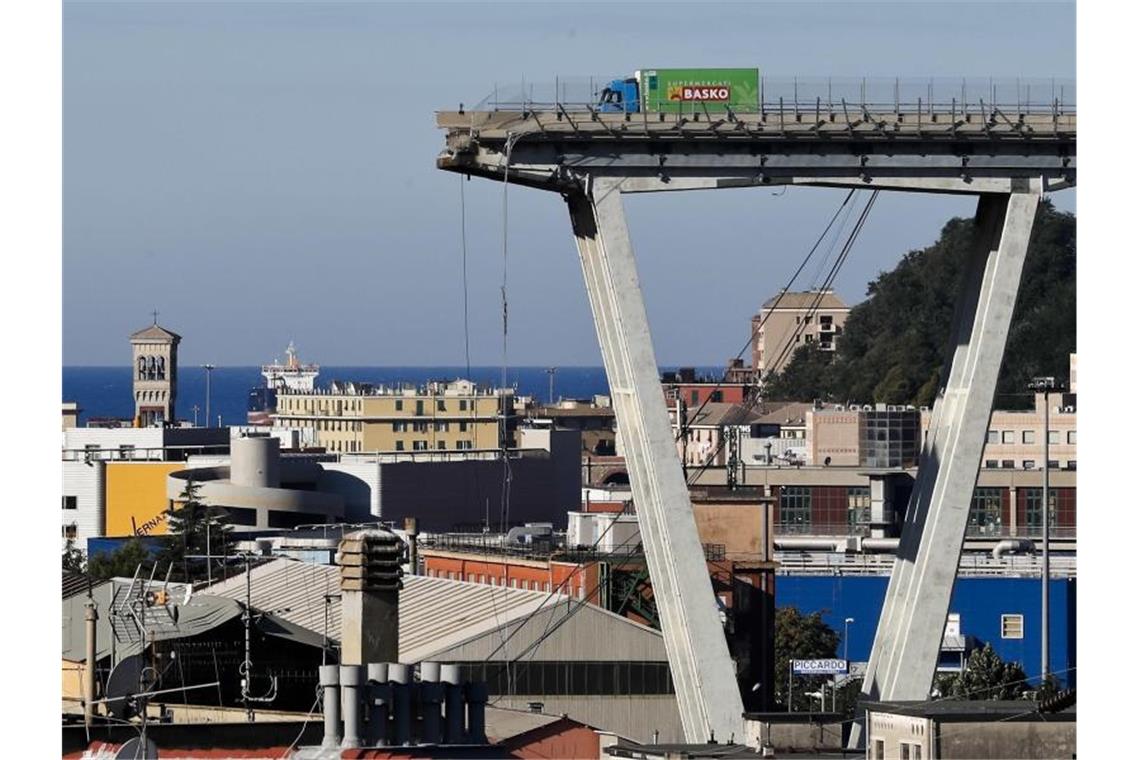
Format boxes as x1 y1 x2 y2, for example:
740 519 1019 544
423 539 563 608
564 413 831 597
64 1 1075 366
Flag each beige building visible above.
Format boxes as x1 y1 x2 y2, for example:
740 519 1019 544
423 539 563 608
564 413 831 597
273 378 514 454
130 321 180 426
752 289 851 378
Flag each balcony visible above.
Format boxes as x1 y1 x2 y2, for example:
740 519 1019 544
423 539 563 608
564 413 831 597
819 341 835 351
819 322 835 333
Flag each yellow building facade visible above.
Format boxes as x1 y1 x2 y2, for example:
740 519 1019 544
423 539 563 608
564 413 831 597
273 379 513 454
105 461 182 536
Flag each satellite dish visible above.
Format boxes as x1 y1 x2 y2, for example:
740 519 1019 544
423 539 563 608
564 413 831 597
114 737 158 759
104 654 156 720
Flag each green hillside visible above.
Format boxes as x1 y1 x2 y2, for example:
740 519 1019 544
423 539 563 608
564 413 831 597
763 201 1075 408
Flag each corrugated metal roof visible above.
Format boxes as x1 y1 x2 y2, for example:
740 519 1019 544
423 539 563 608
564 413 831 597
62 572 108 600
203 558 567 662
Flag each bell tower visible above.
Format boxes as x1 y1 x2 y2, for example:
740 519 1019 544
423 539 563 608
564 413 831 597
130 315 181 427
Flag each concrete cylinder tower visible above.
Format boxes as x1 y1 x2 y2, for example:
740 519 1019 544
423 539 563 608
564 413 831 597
230 436 281 488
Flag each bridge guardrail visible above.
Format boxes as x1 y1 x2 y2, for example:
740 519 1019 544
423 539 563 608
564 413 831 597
467 76 1075 116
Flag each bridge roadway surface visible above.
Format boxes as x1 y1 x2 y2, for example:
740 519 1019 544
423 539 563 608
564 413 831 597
435 106 1076 745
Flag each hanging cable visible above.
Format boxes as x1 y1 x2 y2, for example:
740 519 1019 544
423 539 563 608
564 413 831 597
459 175 472 378
685 189 880 486
672 188 858 449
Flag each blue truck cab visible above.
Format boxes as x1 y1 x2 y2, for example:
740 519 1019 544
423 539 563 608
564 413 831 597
598 77 641 113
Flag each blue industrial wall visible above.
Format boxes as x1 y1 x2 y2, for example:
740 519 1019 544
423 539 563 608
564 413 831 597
777 575 1076 688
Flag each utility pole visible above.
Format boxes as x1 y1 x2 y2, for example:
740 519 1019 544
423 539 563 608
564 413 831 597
192 404 200 427
202 364 216 428
1029 376 1062 685
546 366 557 405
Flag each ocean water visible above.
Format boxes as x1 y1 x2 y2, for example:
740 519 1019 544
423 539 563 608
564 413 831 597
62 366 720 426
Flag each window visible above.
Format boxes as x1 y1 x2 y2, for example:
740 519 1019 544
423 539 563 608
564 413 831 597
459 422 468 433
395 440 405 451
779 487 812 533
415 400 424 416
413 440 428 451
914 745 922 760
901 744 911 760
62 496 77 510
1001 614 1024 639
62 524 77 539
1047 460 1059 469
438 441 446 450
847 487 871 528
1022 430 1035 444
1067 430 1076 445
1001 460 1014 469
873 740 885 760
986 430 998 444
1048 430 1060 445
1066 460 1077 470
968 487 1003 536
984 460 999 469
1022 460 1036 470
437 400 446 411
395 399 403 411
1001 431 1014 444
119 444 135 460
1025 488 1058 533
805 333 814 343
459 399 468 411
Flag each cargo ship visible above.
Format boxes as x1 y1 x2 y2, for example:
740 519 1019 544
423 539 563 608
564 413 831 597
247 341 320 425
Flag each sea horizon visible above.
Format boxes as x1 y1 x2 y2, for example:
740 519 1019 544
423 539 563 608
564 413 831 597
63 364 723 426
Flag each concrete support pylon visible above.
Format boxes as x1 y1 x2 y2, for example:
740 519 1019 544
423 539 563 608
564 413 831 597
567 176 744 743
856 191 1039 729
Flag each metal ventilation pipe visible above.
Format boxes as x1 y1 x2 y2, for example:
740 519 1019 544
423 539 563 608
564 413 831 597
465 680 488 744
992 538 1035 560
84 601 98 729
366 663 391 747
320 664 341 749
442 663 464 743
390 663 412 745
340 665 364 749
419 662 444 744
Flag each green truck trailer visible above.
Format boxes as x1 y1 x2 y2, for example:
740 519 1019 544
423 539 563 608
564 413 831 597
598 68 761 113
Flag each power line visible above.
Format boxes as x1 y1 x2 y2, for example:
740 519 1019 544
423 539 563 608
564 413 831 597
684 189 880 487
669 188 858 451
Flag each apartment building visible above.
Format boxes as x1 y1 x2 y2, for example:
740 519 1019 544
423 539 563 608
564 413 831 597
273 378 514 454
751 289 850 378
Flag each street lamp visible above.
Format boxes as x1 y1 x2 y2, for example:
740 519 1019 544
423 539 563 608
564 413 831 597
843 617 855 662
1027 376 1064 685
202 364 216 428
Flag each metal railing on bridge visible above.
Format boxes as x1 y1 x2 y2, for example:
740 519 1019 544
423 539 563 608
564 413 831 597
775 550 1077 578
469 75 1075 117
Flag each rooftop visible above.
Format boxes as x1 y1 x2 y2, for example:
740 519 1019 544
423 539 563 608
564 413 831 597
760 290 849 312
129 323 181 342
203 558 569 661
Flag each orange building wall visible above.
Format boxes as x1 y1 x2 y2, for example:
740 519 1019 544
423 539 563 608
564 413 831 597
503 720 601 759
421 552 602 604
105 462 181 536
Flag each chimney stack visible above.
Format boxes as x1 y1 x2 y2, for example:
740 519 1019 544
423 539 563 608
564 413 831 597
337 530 403 666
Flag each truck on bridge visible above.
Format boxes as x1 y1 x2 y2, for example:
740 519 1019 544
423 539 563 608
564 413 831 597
598 68 759 114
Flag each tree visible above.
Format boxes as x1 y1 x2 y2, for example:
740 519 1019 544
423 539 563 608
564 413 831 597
934 643 1029 701
62 537 85 574
87 537 153 581
764 202 1075 406
158 479 232 583
774 607 840 711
